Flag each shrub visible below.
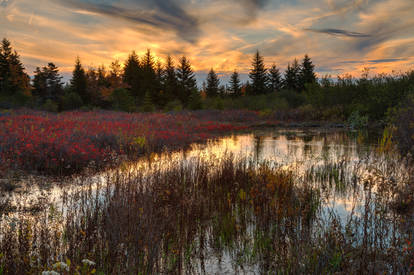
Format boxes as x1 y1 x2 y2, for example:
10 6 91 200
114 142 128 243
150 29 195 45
164 100 183 112
110 88 135 112
188 89 203 110
347 110 368 129
393 94 414 156
142 91 155 112
278 89 306 108
61 92 83 111
42 99 58 113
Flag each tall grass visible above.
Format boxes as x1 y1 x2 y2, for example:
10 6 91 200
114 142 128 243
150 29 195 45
1 148 413 274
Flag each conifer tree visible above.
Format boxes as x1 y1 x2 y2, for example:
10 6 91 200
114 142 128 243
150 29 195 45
141 49 157 102
218 85 227 97
268 64 282 93
300 54 317 90
123 51 142 102
0 38 30 101
85 67 107 106
109 60 123 88
154 60 166 107
176 56 197 106
188 88 202 110
206 68 220 97
249 50 268 95
163 55 179 103
97 65 109 88
33 63 63 103
229 70 242 97
143 90 155 112
284 59 301 92
70 57 88 105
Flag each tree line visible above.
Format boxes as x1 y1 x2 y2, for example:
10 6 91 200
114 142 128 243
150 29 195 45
1 37 413 126
0 38 317 112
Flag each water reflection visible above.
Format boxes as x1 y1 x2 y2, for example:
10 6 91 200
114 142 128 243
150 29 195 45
2 128 379 218
2 128 412 274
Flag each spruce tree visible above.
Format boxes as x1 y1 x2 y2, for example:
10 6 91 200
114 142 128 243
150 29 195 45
284 59 301 92
229 70 242 97
97 65 109 88
188 88 202 110
70 57 88 105
218 85 227 97
143 90 155 112
141 49 157 102
109 60 123 88
33 63 63 103
163 55 179 103
300 54 317 90
32 67 47 100
0 38 30 100
206 68 220 97
85 67 104 106
154 60 166 107
268 64 282 93
249 50 268 95
123 51 142 102
176 56 197 106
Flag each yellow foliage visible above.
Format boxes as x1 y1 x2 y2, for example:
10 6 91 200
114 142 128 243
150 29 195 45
238 189 247 201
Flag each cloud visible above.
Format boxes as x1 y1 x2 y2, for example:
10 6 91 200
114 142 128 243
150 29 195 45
239 0 270 17
305 28 371 38
341 58 408 64
0 0 12 8
58 0 200 43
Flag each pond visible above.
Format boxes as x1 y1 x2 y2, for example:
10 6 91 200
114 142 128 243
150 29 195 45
1 128 413 274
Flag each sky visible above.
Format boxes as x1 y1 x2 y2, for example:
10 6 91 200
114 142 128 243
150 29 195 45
1 0 414 84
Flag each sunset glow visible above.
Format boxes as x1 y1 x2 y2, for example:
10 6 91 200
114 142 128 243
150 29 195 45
1 0 414 80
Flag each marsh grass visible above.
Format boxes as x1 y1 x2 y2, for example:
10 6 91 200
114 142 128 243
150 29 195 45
1 141 414 274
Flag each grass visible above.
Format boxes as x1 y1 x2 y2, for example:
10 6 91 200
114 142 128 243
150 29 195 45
0 144 413 274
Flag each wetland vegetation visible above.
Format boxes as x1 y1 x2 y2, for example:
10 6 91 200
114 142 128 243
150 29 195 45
1 129 413 274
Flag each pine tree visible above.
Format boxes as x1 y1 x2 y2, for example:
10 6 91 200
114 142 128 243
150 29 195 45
85 67 104 106
284 59 301 92
229 70 242 97
154 60 166 107
268 64 282 93
0 38 30 100
70 57 88 105
176 56 197 106
249 50 268 95
218 85 227 97
163 55 179 103
141 49 157 102
188 88 202 110
143 90 155 112
300 54 317 91
123 51 142 102
97 65 109 88
32 67 47 100
206 68 220 97
33 63 63 103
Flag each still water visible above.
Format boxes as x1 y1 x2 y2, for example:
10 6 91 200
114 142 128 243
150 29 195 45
2 128 412 274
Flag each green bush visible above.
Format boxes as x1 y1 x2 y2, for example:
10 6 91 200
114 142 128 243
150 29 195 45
61 92 83 111
347 110 369 129
142 91 155 112
42 99 58 112
188 89 203 110
278 90 306 108
164 100 183 112
110 88 135 112
203 94 289 111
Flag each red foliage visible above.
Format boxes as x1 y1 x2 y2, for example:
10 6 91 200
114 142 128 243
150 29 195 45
0 110 253 175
